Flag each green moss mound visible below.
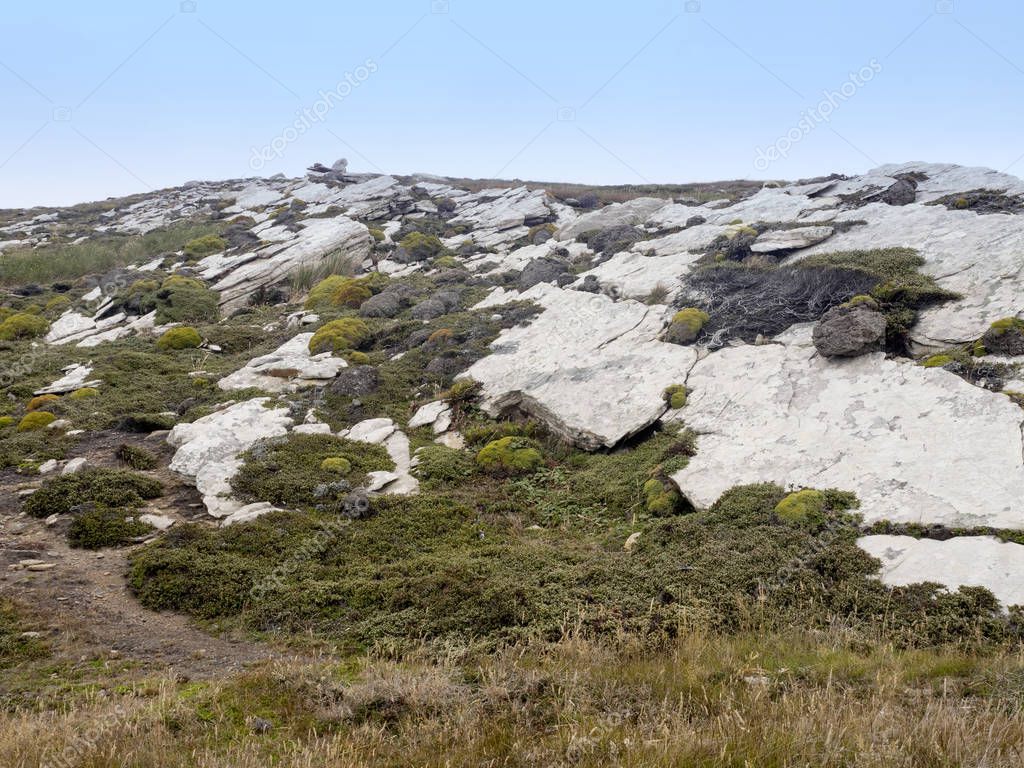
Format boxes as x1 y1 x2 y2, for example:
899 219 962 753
921 353 954 368
643 477 683 516
22 468 163 518
309 318 369 355
320 456 352 474
153 275 220 324
17 412 56 432
231 433 394 510
398 232 445 261
475 437 543 475
69 387 99 399
0 312 49 341
183 234 227 258
156 326 202 351
663 384 688 409
987 317 1024 335
26 394 60 412
305 276 373 310
774 489 828 528
67 507 154 550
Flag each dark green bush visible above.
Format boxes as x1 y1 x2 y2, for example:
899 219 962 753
116 443 159 470
231 433 394 509
22 468 163 518
67 507 154 549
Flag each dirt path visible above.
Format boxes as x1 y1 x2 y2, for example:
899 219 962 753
0 433 303 680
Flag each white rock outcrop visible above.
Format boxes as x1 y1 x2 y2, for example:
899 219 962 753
670 325 1024 529
466 283 697 449
167 398 293 518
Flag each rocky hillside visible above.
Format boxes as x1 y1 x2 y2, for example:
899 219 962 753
4 159 1024 763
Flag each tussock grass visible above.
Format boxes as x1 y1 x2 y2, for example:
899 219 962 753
1 629 1023 766
0 220 221 286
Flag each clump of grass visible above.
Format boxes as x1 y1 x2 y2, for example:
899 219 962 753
156 327 202 351
67 507 154 550
116 443 158 470
0 312 49 341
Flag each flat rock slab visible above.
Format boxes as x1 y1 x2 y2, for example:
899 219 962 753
859 534 1024 607
750 226 834 253
671 326 1024 529
218 333 347 392
466 284 697 450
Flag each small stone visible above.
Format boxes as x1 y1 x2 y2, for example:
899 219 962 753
61 457 87 475
624 531 642 551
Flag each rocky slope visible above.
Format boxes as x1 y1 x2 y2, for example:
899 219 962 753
4 160 1024 610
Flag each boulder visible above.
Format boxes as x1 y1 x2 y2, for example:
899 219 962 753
812 304 887 357
518 256 572 291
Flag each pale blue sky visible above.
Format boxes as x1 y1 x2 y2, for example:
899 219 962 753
1 0 1022 207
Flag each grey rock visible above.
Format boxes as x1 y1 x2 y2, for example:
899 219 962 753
359 292 402 318
410 297 448 321
576 275 601 293
326 365 380 397
518 256 572 291
812 304 887 357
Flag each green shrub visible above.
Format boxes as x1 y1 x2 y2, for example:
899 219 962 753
663 384 688 409
398 232 445 261
0 312 49 341
17 412 56 432
987 317 1024 336
774 489 828 528
0 416 14 430
308 318 369 355
320 456 352 474
123 412 177 432
231 434 394 509
183 234 227 258
26 394 60 412
67 507 153 550
22 469 163 518
156 326 202 350
345 351 370 365
844 294 879 310
476 437 543 475
305 276 372 310
368 227 385 242
413 445 475 486
152 275 219 324
446 378 482 406
69 387 99 399
116 443 158 470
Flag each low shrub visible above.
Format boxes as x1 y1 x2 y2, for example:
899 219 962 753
0 416 14 429
156 326 202 350
22 468 163 518
116 443 159 470
69 387 99 399
152 275 219 324
413 445 475 486
397 232 445 262
476 437 543 475
67 507 154 550
231 433 394 509
309 318 370 355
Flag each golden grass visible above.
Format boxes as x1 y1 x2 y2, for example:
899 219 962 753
2 629 1023 767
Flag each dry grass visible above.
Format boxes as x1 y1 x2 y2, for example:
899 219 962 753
3 628 1023 767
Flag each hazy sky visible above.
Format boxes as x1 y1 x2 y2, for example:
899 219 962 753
2 0 1022 207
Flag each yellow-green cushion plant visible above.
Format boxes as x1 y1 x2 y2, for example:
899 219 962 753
0 312 49 341
0 415 15 429
305 276 372 310
475 436 543 475
183 234 227 258
320 457 352 474
309 318 369 355
663 384 688 410
17 411 57 432
921 354 953 368
156 326 202 351
774 489 827 527
26 394 60 412
69 387 99 399
665 308 709 345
